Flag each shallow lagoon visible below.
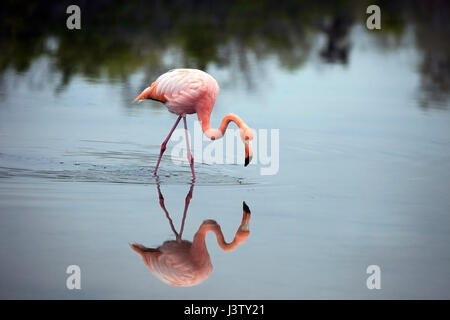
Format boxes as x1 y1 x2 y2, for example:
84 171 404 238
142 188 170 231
0 1 449 299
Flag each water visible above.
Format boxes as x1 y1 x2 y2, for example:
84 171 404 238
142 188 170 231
0 1 449 299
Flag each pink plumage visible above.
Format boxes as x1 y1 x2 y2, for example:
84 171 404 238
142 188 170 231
134 68 254 179
130 204 251 287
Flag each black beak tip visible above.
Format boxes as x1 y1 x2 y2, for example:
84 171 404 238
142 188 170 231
243 201 251 214
244 156 252 167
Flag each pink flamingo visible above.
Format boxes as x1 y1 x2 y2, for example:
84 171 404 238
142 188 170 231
134 69 254 179
130 183 251 287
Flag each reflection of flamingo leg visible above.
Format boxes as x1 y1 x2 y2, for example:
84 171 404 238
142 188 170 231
179 183 194 239
156 183 179 239
156 181 195 241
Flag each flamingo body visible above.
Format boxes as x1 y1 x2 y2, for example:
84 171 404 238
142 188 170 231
130 185 252 288
134 68 253 178
132 240 213 287
138 69 219 118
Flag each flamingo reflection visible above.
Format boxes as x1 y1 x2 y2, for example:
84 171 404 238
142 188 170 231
130 183 251 287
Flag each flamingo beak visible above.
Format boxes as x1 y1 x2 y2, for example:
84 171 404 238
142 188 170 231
133 86 152 102
244 143 253 167
241 201 251 229
237 201 251 234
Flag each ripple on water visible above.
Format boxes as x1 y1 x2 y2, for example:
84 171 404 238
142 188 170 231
0 163 252 186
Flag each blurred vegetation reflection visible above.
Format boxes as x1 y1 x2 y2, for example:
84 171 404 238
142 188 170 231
0 0 449 108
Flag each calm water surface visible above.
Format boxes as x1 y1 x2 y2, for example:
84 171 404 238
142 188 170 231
0 2 450 299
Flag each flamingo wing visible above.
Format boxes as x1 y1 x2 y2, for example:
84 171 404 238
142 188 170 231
150 240 212 287
135 69 219 115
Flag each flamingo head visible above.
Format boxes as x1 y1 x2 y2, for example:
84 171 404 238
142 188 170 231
240 201 251 232
240 127 254 167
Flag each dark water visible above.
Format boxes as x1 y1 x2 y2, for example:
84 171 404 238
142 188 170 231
0 0 449 299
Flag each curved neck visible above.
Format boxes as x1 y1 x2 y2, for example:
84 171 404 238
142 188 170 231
193 223 246 253
199 113 250 140
190 228 210 265
211 226 243 252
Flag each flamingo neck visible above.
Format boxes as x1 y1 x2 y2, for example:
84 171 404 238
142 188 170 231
211 226 242 252
199 113 250 140
194 223 243 253
190 231 211 264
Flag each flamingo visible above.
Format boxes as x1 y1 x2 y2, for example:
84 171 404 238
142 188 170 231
134 69 254 180
130 183 251 287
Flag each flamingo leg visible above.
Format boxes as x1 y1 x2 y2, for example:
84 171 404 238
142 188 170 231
182 115 196 180
156 182 179 239
155 180 194 242
179 183 194 239
154 115 182 175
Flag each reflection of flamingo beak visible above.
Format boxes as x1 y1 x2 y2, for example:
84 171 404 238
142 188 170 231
238 201 251 233
243 201 251 214
244 143 252 167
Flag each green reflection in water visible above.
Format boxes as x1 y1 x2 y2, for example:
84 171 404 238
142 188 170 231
0 0 448 108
